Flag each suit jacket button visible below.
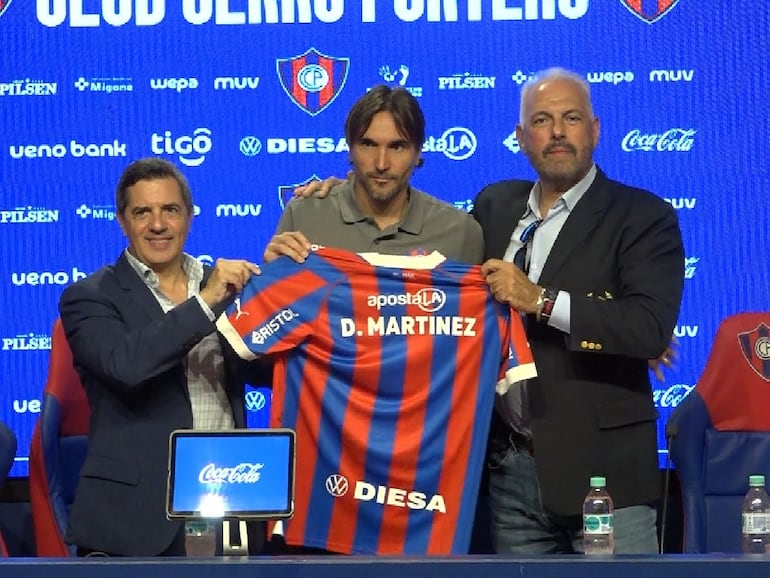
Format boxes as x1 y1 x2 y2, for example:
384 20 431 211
588 342 596 350
580 340 589 349
595 343 603 351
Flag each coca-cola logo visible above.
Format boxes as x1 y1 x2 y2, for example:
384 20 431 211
198 462 264 484
653 384 695 408
621 129 696 152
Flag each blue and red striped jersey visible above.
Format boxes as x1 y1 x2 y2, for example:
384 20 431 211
217 247 536 554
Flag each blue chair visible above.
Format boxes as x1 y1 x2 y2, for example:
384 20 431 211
0 420 17 556
29 319 90 557
669 312 770 553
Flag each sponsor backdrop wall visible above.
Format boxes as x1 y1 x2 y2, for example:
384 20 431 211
1 1 767 477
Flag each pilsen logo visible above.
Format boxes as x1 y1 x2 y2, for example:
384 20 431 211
738 323 770 382
620 0 681 24
276 48 349 116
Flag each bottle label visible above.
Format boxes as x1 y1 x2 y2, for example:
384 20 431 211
743 513 770 534
583 514 614 535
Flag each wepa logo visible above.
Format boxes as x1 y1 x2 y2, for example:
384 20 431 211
2 333 52 351
245 390 267 412
423 127 477 161
276 48 349 116
11 267 87 286
585 71 634 85
621 129 696 152
0 79 57 97
149 77 199 92
1 207 59 224
151 128 212 167
621 0 681 24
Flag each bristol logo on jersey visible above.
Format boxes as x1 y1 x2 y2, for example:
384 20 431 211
276 48 350 116
278 174 322 210
620 0 681 24
738 323 770 382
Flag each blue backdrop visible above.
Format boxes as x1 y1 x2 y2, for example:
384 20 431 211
1 0 768 477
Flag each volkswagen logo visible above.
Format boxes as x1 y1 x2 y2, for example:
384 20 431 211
240 136 262 157
325 474 349 497
245 390 267 412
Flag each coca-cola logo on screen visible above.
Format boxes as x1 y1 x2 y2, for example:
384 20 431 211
653 384 695 408
198 462 264 484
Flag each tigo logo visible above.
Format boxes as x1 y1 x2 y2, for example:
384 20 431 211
150 77 199 92
9 140 126 159
1 207 59 223
586 71 634 84
151 128 212 167
214 76 260 90
423 127 477 161
11 267 87 286
0 79 57 96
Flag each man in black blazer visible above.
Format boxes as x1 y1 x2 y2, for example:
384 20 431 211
473 68 684 554
59 158 270 556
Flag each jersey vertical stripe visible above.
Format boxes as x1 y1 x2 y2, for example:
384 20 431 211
216 248 537 554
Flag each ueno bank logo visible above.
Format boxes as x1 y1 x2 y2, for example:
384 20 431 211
0 79 58 97
14 399 42 414
622 129 696 152
9 140 127 159
1 207 59 224
11 267 87 286
423 127 477 161
367 288 447 313
150 77 199 92
151 128 212 167
214 76 260 90
3 333 52 351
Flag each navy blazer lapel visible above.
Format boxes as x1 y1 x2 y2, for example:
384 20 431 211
537 171 610 286
114 253 166 321
489 184 530 260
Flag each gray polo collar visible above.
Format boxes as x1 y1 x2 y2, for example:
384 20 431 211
339 179 423 234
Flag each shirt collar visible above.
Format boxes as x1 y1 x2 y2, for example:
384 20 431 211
525 163 598 218
124 249 204 290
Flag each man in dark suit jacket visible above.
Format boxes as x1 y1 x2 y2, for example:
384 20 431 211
59 158 269 556
473 68 684 554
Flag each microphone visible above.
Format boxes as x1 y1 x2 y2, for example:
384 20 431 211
659 420 679 554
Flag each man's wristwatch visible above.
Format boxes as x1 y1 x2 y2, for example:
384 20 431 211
535 287 558 323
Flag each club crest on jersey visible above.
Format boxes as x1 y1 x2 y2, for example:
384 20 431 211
620 0 681 24
738 323 770 382
276 48 350 116
278 174 322 210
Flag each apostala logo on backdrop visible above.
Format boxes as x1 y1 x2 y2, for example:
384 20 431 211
438 73 495 90
1 206 59 224
2 332 52 351
75 76 133 93
376 64 423 97
0 79 57 97
621 0 681 24
278 175 322 210
423 127 477 161
277 48 349 116
151 128 212 167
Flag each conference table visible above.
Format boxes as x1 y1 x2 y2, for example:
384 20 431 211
2 555 769 577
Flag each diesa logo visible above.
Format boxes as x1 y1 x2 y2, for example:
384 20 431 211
151 128 212 167
11 267 87 286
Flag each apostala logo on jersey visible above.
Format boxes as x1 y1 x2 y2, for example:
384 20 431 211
325 474 446 513
368 288 446 313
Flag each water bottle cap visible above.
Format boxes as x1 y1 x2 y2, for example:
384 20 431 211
749 475 766 487
589 476 606 488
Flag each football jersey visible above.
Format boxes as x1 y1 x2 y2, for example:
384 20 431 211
217 247 536 554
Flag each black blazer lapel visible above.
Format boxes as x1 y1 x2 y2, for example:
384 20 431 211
114 253 167 321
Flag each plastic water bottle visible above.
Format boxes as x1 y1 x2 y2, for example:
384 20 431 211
742 475 770 554
185 520 217 557
583 476 615 555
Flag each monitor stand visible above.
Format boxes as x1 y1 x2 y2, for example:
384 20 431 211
222 519 249 556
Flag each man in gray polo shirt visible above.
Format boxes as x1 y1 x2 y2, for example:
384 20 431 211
263 85 483 265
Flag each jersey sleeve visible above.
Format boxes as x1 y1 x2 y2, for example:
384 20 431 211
215 257 330 360
496 309 537 394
